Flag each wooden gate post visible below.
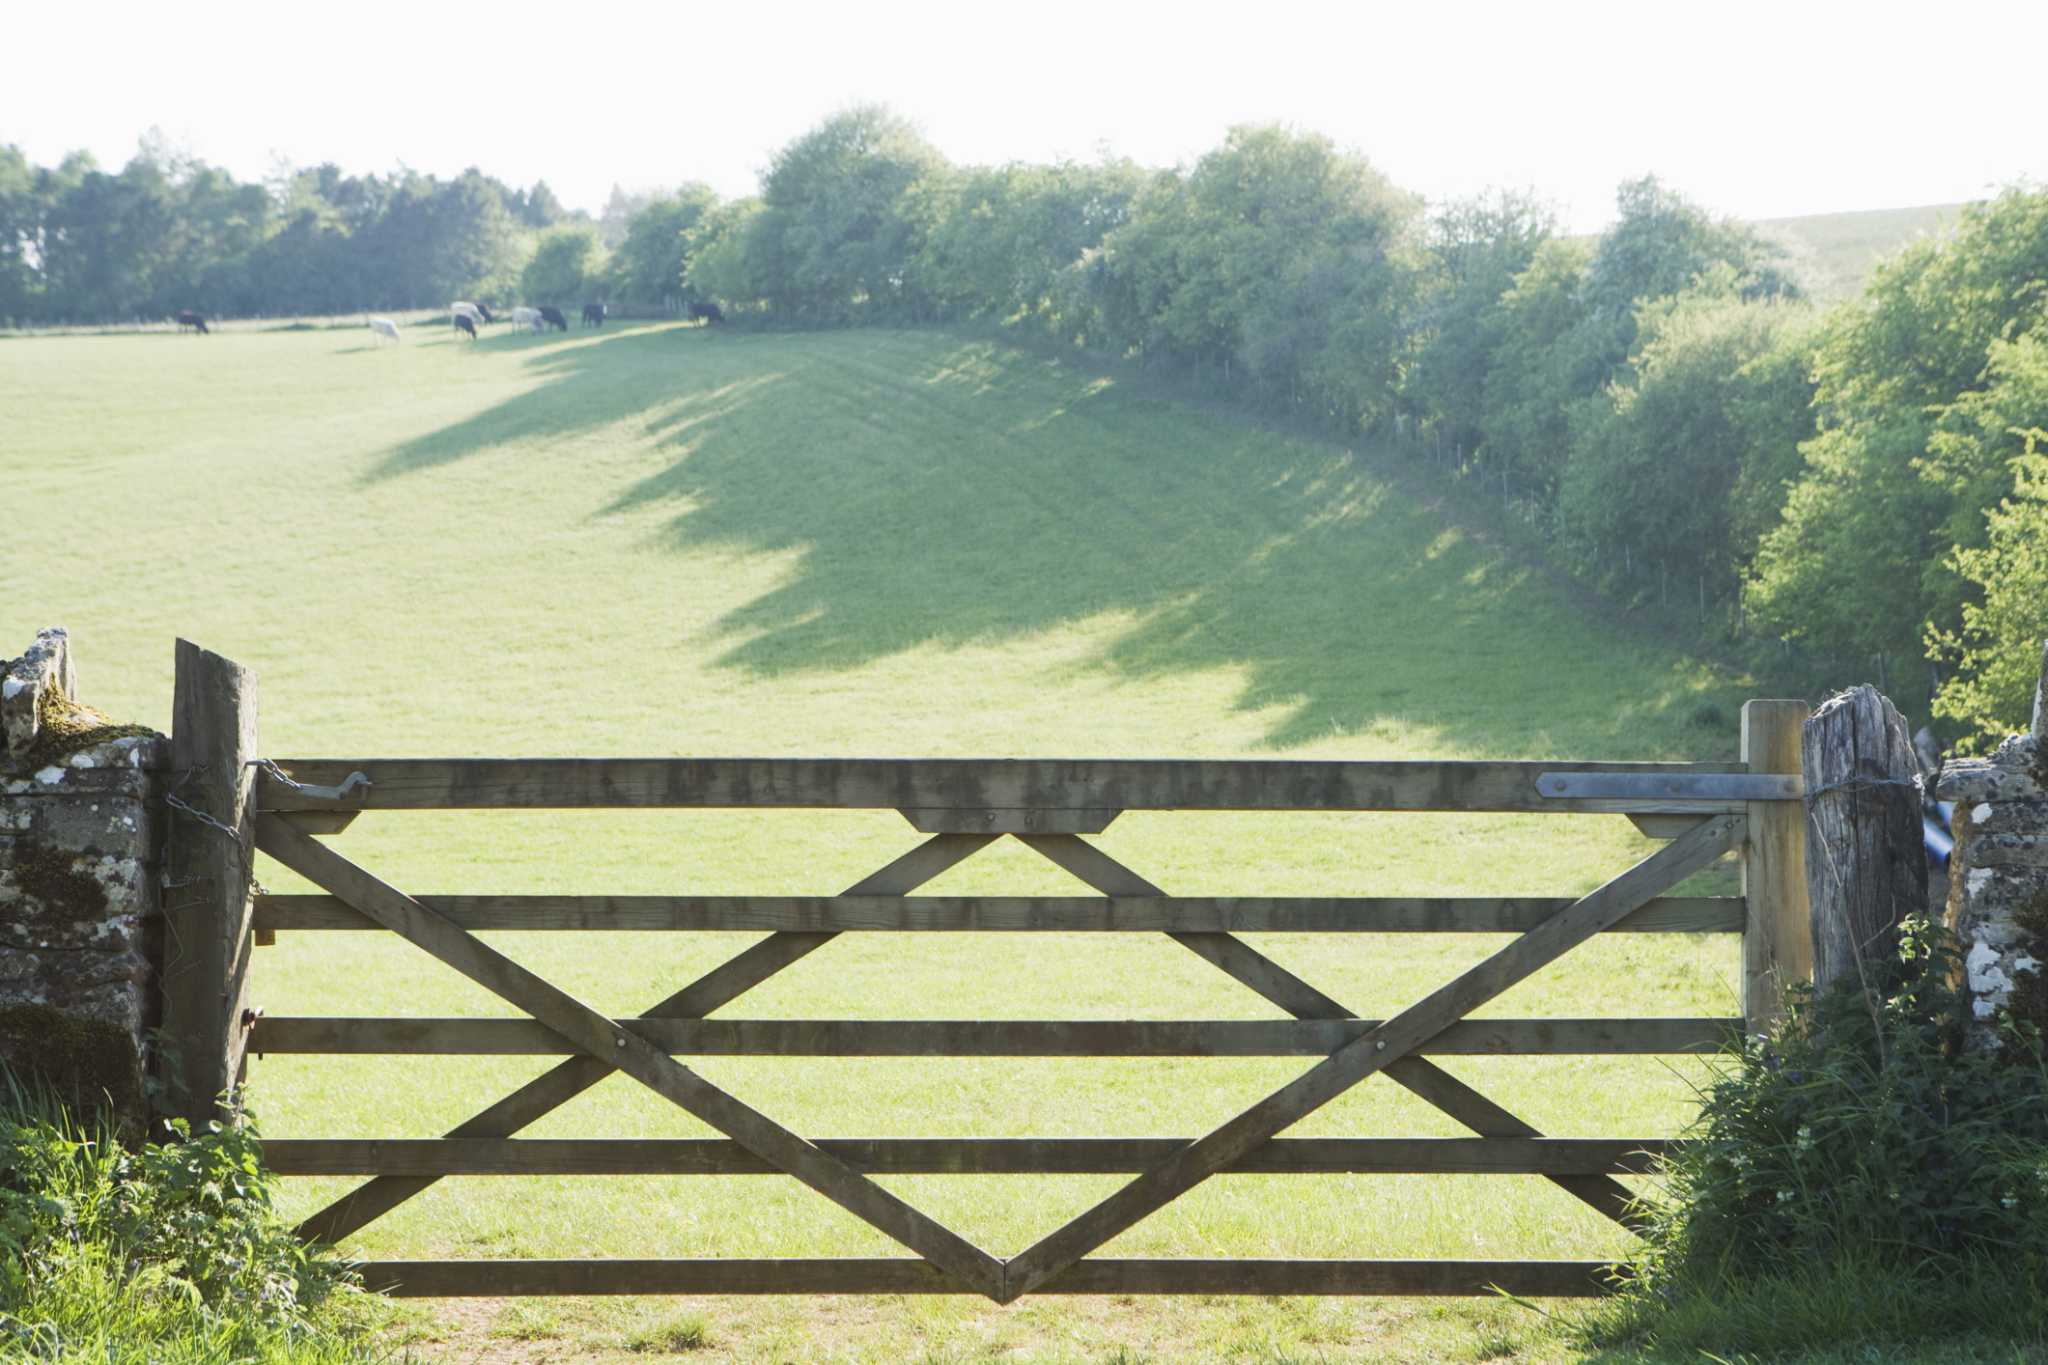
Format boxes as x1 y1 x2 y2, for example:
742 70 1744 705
1741 699 1811 1033
160 640 260 1127
1801 686 1926 998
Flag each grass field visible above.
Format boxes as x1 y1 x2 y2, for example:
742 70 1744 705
7 317 1768 1362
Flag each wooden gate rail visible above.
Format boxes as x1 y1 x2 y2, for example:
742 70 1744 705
250 1016 1737 1055
253 893 1743 933
175 704 1804 1302
262 1135 1672 1176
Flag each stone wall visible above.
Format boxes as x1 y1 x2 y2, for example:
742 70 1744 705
0 628 165 1130
1938 639 2048 1050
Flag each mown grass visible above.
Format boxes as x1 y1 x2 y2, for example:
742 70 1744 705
0 318 1917 1362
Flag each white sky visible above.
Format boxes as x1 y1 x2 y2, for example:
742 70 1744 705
7 0 2044 232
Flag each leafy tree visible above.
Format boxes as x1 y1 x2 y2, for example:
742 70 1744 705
1476 237 1596 492
1406 189 1557 450
748 105 947 320
1928 328 2048 742
684 198 768 309
605 184 718 309
1749 189 2048 669
1559 277 1816 596
521 224 603 304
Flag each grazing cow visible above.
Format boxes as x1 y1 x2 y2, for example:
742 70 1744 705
174 310 210 334
451 301 485 327
510 306 543 332
474 301 494 323
454 313 478 341
538 306 568 332
581 302 606 327
688 301 725 325
368 317 401 345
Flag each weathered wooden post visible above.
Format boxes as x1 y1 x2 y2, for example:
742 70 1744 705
1801 685 1926 998
1742 699 1812 1033
159 640 259 1127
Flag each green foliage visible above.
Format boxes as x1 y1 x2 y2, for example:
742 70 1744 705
604 184 717 309
521 223 604 305
0 1082 374 1361
747 105 946 321
1559 278 1815 591
1749 188 2048 673
1933 443 2048 743
682 197 765 309
1605 918 2048 1352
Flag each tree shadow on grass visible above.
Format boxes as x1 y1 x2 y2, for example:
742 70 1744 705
362 322 763 483
587 330 1722 756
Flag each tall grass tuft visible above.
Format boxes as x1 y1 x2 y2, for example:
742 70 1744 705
0 1076 381 1363
1584 916 2048 1357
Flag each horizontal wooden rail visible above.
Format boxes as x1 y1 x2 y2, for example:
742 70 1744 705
353 1257 1621 1297
257 756 1793 815
254 893 1743 934
263 1135 1671 1176
251 1016 1737 1056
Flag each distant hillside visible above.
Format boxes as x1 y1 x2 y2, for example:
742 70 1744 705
1751 202 1969 300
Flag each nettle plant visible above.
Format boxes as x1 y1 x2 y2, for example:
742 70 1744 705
1630 916 2048 1291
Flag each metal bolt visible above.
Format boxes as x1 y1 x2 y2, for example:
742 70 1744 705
615 1036 626 1048
1375 1040 1386 1051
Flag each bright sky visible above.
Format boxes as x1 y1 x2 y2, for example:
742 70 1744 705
8 1 2044 232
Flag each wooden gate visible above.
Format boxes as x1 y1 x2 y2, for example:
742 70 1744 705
159 643 1811 1302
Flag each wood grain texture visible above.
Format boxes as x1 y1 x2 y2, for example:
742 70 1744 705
264 1135 1672 1176
257 756 1754 815
354 1257 1621 1297
1741 699 1812 1034
252 893 1744 934
160 639 259 1126
291 832 993 1244
1803 687 1927 997
250 1015 1736 1056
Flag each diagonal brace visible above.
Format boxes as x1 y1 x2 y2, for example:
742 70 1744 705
294 830 995 1243
258 815 1004 1297
1003 813 1741 1300
1019 834 1645 1229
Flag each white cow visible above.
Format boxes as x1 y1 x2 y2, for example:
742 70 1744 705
451 301 485 326
509 306 543 333
368 317 401 345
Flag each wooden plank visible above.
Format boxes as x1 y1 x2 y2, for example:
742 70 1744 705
253 893 1743 934
1015 835 1650 1230
264 1135 1672 1176
354 1257 1620 1297
251 1015 1737 1056
1537 772 1801 801
291 833 994 1245
1002 813 1743 1301
1741 700 1811 1034
255 816 1004 1298
160 639 260 1127
1803 687 1925 998
899 808 1120 833
257 756 1753 815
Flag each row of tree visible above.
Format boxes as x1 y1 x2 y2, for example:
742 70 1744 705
667 109 2045 743
6 116 2042 740
0 134 716 323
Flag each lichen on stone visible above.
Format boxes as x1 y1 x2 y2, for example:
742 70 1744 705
10 838 111 922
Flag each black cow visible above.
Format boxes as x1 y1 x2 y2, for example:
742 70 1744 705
537 306 569 332
174 310 210 335
581 302 606 327
474 301 494 323
454 313 478 340
688 301 725 325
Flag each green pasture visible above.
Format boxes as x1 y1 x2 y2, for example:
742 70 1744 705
6 319 1756 1361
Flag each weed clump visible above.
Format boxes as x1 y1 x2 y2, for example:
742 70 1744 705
0 1078 378 1361
1589 917 2048 1356
15 689 155 773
